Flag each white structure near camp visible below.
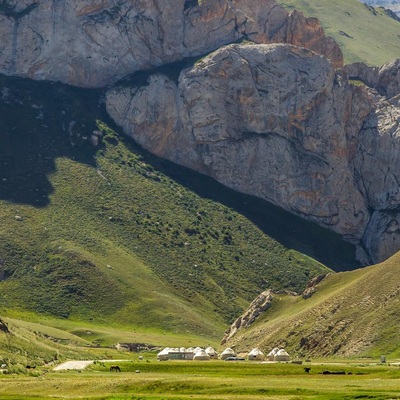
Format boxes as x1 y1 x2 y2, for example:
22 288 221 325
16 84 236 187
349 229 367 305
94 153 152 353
275 349 290 361
247 348 265 361
267 348 279 361
267 348 290 362
157 347 170 361
193 349 211 361
220 347 236 360
205 346 218 359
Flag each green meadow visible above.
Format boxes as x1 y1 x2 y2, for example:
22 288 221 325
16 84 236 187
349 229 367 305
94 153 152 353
1 358 400 399
278 0 400 66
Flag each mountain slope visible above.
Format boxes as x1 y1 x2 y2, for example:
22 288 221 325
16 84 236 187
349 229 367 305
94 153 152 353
224 251 400 358
277 0 400 66
1 73 359 346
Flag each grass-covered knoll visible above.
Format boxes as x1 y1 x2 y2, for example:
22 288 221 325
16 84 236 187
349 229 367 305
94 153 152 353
278 0 400 66
0 315 210 372
225 251 400 358
0 73 358 359
1 358 400 399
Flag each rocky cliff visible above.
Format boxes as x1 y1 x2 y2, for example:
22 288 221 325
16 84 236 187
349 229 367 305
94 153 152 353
106 42 400 264
0 0 342 87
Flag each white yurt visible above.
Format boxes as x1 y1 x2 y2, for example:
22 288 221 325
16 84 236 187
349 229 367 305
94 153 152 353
247 348 265 361
205 346 218 359
267 347 280 361
220 347 236 360
274 349 290 362
193 349 211 361
157 347 170 361
194 346 203 353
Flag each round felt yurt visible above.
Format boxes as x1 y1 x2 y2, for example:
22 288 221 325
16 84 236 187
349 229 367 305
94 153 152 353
220 347 236 360
193 349 211 361
205 346 218 359
274 349 290 362
247 348 265 361
157 347 170 361
267 347 280 361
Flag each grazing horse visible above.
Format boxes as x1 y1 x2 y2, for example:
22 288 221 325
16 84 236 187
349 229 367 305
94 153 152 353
110 365 121 372
304 367 311 373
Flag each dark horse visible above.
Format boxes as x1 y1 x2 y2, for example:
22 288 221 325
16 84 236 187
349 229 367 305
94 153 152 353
110 365 121 372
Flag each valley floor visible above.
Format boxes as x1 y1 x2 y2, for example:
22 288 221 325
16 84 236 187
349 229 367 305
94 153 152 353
1 358 400 399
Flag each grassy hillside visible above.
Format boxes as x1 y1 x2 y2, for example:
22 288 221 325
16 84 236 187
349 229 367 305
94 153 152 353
278 0 400 66
0 72 361 359
225 251 400 358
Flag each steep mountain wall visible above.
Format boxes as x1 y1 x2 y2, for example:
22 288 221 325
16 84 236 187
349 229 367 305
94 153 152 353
0 0 342 87
106 45 400 264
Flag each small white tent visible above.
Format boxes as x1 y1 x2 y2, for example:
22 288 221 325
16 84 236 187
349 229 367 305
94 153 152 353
157 347 170 361
193 349 211 361
267 347 279 361
205 346 218 359
220 347 236 360
248 348 265 361
274 349 290 362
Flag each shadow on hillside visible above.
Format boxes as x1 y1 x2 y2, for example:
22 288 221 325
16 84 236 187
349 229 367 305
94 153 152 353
0 75 99 206
137 150 361 273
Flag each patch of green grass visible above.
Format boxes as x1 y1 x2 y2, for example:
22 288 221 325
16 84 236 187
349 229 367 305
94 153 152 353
2 360 400 399
277 0 400 66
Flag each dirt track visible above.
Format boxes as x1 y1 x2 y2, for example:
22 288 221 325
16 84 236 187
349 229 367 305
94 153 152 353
53 361 94 371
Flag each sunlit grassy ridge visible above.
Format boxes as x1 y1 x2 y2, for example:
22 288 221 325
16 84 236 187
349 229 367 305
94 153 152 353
226 252 400 358
278 0 400 66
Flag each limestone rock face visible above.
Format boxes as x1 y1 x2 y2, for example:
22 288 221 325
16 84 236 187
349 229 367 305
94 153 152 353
106 43 400 263
0 0 342 87
354 94 400 263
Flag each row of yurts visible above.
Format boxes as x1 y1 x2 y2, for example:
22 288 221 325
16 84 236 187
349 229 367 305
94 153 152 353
157 346 290 361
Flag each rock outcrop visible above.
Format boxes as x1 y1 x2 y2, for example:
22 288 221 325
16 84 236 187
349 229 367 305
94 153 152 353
344 59 400 99
107 44 400 264
0 318 9 333
302 273 328 299
222 290 273 344
106 43 400 264
0 0 342 87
